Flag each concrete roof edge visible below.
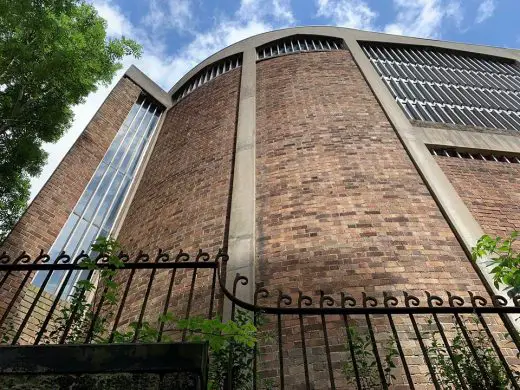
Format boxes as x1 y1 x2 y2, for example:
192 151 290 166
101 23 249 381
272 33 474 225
167 26 520 96
124 65 172 108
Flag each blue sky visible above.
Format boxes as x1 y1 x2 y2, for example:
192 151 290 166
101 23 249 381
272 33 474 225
30 0 520 199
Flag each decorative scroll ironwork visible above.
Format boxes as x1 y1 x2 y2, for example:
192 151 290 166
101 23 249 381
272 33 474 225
1 249 520 389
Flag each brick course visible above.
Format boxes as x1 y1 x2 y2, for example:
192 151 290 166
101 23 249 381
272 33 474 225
1 76 142 258
115 69 241 325
0 76 142 337
255 51 484 296
435 156 520 237
254 49 491 390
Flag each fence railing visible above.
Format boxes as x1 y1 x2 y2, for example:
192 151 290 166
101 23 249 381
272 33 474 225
1 249 520 389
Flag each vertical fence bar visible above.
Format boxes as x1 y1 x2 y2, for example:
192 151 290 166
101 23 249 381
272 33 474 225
363 294 388 390
298 292 311 390
427 300 469 390
12 253 66 344
469 293 520 389
208 266 217 320
34 252 88 344
320 292 336 389
452 311 493 388
277 291 291 390
182 250 207 341
84 273 114 344
404 293 442 390
108 266 136 343
0 269 14 290
432 313 468 389
157 256 180 342
253 287 269 390
384 293 415 389
132 252 157 343
253 308 258 390
58 267 96 344
341 293 362 390
0 257 40 331
226 274 247 389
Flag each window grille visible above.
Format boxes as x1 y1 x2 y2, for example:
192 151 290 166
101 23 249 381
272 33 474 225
32 94 163 296
257 35 345 60
172 55 242 104
362 43 520 132
430 146 520 163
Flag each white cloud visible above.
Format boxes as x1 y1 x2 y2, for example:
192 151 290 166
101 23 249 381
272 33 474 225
476 0 495 23
384 0 463 39
316 0 377 30
143 0 193 32
29 0 291 200
239 0 295 24
94 0 135 37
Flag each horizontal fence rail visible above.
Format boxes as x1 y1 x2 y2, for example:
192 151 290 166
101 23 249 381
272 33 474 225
0 249 223 347
1 249 520 389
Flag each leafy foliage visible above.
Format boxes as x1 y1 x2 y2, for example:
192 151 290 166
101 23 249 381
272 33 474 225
472 231 520 290
105 310 260 389
426 315 515 389
0 0 142 237
0 172 29 241
178 310 258 389
33 236 262 389
343 324 398 389
42 236 124 344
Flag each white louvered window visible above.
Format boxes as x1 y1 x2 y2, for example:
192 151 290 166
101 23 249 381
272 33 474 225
430 147 520 163
362 43 520 132
173 55 242 104
257 35 345 60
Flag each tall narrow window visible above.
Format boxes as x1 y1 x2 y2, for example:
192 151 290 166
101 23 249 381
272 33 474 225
32 94 163 296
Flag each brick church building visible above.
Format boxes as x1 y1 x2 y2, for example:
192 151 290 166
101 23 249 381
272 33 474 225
1 27 520 388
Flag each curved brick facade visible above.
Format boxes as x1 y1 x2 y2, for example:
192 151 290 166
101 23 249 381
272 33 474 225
255 50 483 295
115 68 241 324
117 69 240 255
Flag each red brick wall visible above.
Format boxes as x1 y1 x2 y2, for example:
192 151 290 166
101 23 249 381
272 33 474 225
255 51 484 296
0 76 142 335
435 156 520 237
1 76 142 258
115 69 241 325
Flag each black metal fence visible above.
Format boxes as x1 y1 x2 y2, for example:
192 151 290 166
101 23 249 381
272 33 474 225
1 249 520 389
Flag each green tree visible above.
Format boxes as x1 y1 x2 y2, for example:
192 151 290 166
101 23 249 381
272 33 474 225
0 0 142 240
0 171 30 241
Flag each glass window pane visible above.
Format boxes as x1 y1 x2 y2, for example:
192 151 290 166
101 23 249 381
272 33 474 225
104 176 131 231
120 110 154 172
363 43 520 131
112 102 150 165
93 171 124 226
32 213 79 287
101 102 142 164
127 115 159 174
83 166 116 221
64 218 89 257
75 163 107 215
44 218 88 294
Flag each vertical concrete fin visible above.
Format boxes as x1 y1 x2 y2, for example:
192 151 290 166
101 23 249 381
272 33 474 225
224 48 257 317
